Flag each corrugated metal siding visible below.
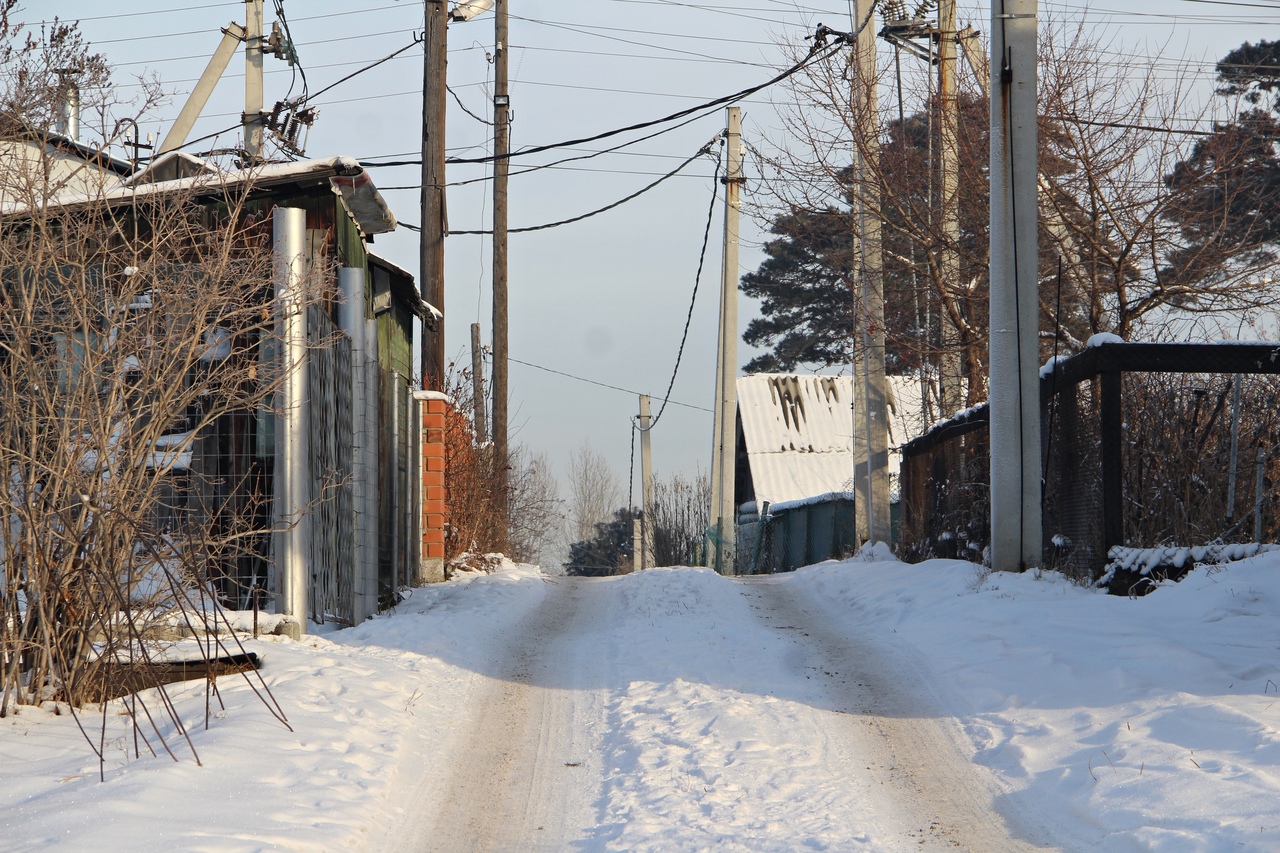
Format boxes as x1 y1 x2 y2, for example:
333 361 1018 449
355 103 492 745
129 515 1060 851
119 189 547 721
738 373 928 507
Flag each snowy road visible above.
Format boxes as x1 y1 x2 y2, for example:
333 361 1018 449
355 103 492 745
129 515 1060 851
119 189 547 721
412 571 1058 852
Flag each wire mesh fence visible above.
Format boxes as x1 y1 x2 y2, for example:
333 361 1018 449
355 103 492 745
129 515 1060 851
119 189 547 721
901 343 1280 581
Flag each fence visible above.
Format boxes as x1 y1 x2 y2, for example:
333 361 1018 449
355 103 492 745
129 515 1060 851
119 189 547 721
737 493 860 573
900 342 1280 579
307 305 355 625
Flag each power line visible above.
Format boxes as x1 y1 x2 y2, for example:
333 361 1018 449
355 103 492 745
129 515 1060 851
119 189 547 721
446 34 851 166
403 138 719 234
642 141 723 432
509 358 712 413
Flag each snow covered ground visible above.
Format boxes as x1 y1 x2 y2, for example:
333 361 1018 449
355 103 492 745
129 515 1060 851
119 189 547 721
4 551 1280 851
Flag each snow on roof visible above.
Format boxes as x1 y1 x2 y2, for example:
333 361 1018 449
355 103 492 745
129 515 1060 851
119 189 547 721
737 373 928 506
2 154 397 235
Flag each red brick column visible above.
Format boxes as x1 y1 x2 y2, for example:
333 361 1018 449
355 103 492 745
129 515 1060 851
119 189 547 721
419 393 450 583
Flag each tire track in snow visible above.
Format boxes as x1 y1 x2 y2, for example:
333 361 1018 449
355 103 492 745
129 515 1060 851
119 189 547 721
422 578 607 853
738 576 1058 851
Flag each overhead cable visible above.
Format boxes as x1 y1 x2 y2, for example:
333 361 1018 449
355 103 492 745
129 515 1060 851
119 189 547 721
447 138 720 234
444 21 868 166
641 141 723 432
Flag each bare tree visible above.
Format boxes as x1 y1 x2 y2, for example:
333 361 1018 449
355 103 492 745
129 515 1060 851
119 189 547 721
506 446 563 567
565 441 621 545
749 13 1280 413
0 13 293 771
650 471 710 567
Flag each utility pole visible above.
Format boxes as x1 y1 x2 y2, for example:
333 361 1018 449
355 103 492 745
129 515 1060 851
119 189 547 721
639 395 654 569
243 0 264 161
470 323 487 443
937 0 964 417
853 0 891 545
421 0 448 390
709 106 742 576
988 0 1041 572
491 0 510 550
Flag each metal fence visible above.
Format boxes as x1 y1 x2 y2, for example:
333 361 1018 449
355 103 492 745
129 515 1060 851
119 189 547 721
901 342 1280 580
737 494 860 573
378 368 414 604
307 305 355 625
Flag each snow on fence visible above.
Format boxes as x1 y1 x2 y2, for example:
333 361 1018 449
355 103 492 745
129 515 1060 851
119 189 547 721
736 493 859 573
900 342 1280 581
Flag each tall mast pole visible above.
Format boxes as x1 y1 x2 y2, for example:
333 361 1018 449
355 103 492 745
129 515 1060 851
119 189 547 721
244 0 264 161
988 0 1041 571
937 0 964 416
709 106 742 575
492 0 510 550
853 0 890 545
421 0 448 390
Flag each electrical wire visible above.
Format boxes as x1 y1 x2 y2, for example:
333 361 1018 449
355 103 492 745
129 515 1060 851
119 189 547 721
507 358 713 412
640 142 723 433
273 0 309 104
448 83 493 126
444 139 719 234
444 32 856 166
301 38 420 105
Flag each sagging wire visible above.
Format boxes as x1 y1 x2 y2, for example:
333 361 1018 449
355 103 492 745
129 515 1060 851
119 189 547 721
639 138 724 433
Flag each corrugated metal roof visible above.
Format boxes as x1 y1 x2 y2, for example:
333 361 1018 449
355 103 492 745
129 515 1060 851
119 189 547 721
737 373 928 506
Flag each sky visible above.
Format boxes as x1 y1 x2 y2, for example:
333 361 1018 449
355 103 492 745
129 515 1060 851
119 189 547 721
42 0 1280 505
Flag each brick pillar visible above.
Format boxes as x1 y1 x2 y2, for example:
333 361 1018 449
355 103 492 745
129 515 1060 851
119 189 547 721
419 393 450 583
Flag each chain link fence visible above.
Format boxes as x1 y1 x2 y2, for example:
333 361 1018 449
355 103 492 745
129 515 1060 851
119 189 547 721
901 343 1280 581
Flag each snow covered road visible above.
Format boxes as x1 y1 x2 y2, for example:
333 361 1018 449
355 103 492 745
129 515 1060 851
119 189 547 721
402 571 1057 851
9 554 1280 851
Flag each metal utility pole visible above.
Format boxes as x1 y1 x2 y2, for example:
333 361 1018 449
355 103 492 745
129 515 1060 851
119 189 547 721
853 0 891 545
709 106 743 576
988 0 1041 572
421 0 448 390
244 0 264 161
273 207 308 636
639 395 654 569
937 0 964 417
470 323 488 443
491 0 510 550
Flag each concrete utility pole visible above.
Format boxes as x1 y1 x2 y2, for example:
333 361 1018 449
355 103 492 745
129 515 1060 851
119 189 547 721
709 106 742 576
853 0 891 545
639 395 654 569
988 0 1041 572
159 23 246 155
470 322 487 443
937 0 964 417
421 0 448 390
491 0 510 550
243 0 264 161
273 207 308 637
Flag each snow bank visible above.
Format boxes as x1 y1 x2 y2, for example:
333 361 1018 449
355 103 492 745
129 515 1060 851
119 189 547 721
793 554 1280 850
1 562 548 852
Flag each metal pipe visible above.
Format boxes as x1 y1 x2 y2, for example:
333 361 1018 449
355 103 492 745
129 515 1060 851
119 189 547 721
273 206 308 634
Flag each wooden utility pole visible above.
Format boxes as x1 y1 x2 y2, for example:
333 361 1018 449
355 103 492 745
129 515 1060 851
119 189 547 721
937 0 964 416
470 322 487 443
988 0 1041 572
639 395 654 569
243 0 264 161
492 0 510 549
709 106 742 576
421 0 448 390
853 0 891 545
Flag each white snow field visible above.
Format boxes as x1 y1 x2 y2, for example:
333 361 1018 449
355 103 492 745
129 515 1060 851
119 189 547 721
4 550 1280 851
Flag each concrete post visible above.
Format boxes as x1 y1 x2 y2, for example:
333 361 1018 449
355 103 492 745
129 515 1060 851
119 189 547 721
988 0 1042 571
